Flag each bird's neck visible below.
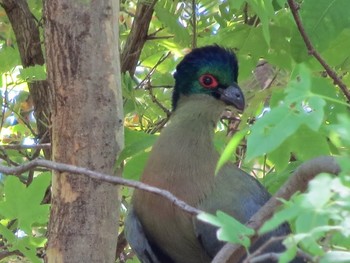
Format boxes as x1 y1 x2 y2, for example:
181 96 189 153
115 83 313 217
171 94 225 129
143 95 226 204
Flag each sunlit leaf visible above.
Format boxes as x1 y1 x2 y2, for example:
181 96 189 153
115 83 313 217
216 128 248 174
198 211 254 248
0 173 51 233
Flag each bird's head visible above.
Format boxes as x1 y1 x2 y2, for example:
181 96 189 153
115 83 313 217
172 45 245 112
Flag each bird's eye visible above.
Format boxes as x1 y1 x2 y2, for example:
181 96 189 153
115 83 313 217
199 74 218 89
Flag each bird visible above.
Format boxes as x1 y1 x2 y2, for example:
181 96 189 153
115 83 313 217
125 45 302 263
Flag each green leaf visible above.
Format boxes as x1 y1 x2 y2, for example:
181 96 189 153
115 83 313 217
227 0 245 9
262 161 301 194
322 29 350 67
121 72 136 100
0 46 21 72
18 65 47 82
300 0 350 52
276 0 287 8
304 174 333 209
123 151 150 181
246 64 326 160
246 105 299 160
268 139 291 172
216 129 248 174
259 199 301 234
246 0 275 45
0 173 51 233
0 224 42 263
320 251 350 263
278 245 298 263
329 114 350 148
291 125 330 161
154 4 190 46
117 128 157 166
198 211 254 248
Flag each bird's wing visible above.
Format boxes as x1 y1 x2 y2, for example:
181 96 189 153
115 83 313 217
124 207 162 263
193 163 272 257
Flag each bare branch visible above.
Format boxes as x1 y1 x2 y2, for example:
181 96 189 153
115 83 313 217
287 0 350 102
0 159 202 216
244 236 286 263
139 52 172 117
243 236 314 263
191 0 197 48
146 85 172 118
0 143 51 150
147 35 174 40
136 52 171 90
0 250 23 260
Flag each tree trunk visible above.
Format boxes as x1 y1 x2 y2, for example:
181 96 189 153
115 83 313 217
44 1 123 262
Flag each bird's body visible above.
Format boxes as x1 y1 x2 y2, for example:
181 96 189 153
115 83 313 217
125 46 301 263
133 95 225 263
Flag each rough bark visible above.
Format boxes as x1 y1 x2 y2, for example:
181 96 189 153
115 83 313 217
44 0 123 262
1 0 52 158
120 1 156 75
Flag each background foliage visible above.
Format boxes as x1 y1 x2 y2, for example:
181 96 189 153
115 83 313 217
0 0 349 262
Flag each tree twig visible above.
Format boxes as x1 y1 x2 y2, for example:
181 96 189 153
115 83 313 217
287 0 350 102
136 52 171 89
191 0 197 48
0 250 23 260
243 236 314 263
0 143 51 150
146 85 172 118
0 159 202 216
139 52 172 117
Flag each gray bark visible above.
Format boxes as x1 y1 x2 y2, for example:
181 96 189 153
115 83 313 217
44 0 123 262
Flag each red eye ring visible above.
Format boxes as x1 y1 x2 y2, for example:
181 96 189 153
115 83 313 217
199 74 218 89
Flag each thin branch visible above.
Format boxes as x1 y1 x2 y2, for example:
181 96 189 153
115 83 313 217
243 236 314 263
0 250 23 260
136 52 171 90
139 52 172 117
0 159 202 216
244 236 286 263
148 116 169 134
191 0 197 48
0 143 51 150
288 0 350 102
0 147 20 167
146 85 172 117
249 252 280 263
2 98 37 136
146 27 173 40
149 85 173 89
147 35 174 40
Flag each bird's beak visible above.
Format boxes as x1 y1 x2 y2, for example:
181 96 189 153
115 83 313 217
217 83 245 111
